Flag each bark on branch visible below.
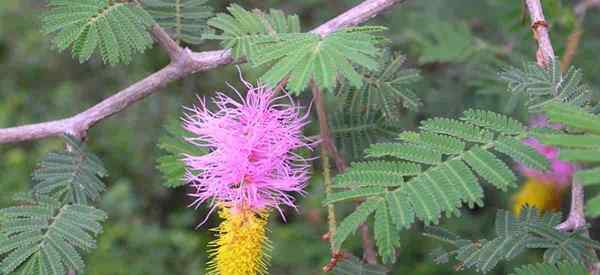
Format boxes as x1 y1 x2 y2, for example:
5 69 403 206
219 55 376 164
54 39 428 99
525 0 587 233
0 0 403 144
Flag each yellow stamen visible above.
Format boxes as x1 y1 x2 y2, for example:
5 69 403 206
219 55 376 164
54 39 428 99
207 207 271 275
512 177 565 216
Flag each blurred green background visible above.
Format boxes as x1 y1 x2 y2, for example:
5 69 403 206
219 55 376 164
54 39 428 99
1 0 599 274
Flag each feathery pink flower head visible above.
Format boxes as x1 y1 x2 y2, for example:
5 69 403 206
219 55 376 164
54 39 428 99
181 78 313 217
517 115 576 188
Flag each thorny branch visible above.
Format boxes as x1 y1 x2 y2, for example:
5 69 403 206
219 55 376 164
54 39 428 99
525 0 587 234
0 0 404 144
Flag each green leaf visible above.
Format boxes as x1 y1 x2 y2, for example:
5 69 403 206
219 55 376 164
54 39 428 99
203 4 300 59
559 149 600 162
461 109 525 135
425 207 596 273
510 261 588 275
32 134 107 205
254 27 385 92
332 255 388 275
373 200 399 264
156 121 207 188
365 143 441 165
385 191 414 230
442 159 484 208
333 161 417 188
575 168 600 186
536 134 600 148
500 59 592 112
324 187 386 205
464 147 516 190
333 198 379 251
585 195 600 218
345 52 422 116
144 0 213 45
42 0 155 64
412 132 466 155
494 137 549 171
401 178 442 224
420 117 494 143
544 102 600 134
0 198 106 274
330 107 400 161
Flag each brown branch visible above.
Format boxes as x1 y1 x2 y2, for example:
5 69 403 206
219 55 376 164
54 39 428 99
525 0 587 234
359 223 378 264
0 0 403 144
525 0 555 66
312 83 379 267
560 24 582 72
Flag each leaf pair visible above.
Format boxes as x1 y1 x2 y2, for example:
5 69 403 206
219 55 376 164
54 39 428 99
326 109 549 264
0 195 107 275
205 5 386 93
42 0 155 64
425 208 600 273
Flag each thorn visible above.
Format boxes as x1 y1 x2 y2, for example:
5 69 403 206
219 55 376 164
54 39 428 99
322 252 345 272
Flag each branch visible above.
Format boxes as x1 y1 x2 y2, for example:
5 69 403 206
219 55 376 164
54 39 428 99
0 0 403 144
524 0 587 233
555 179 586 231
525 0 555 66
312 83 379 267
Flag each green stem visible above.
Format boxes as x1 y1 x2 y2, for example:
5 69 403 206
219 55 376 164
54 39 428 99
320 148 337 251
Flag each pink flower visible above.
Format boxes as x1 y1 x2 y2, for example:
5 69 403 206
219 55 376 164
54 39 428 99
181 80 313 218
517 115 576 188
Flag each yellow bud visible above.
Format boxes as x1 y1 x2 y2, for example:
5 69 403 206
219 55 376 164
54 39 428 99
512 177 564 216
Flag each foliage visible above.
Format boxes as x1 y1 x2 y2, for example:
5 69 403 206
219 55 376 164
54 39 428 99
414 21 475 64
42 0 155 64
204 4 386 93
332 255 388 275
156 120 207 188
499 59 592 112
424 207 600 273
32 135 108 205
330 109 398 162
203 4 301 60
0 194 107 274
330 53 420 161
536 102 600 217
4 0 600 274
252 26 385 93
510 261 588 275
337 52 422 116
143 0 213 45
326 109 549 263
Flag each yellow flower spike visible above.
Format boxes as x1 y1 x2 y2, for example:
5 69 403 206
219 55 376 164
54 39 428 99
512 177 565 216
207 207 271 275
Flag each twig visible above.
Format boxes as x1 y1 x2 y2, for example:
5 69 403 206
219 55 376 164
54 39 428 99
524 0 587 234
524 0 555 66
0 0 403 144
560 23 582 72
319 145 338 252
359 223 378 264
312 83 339 249
560 0 595 72
311 83 379 267
555 179 587 231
